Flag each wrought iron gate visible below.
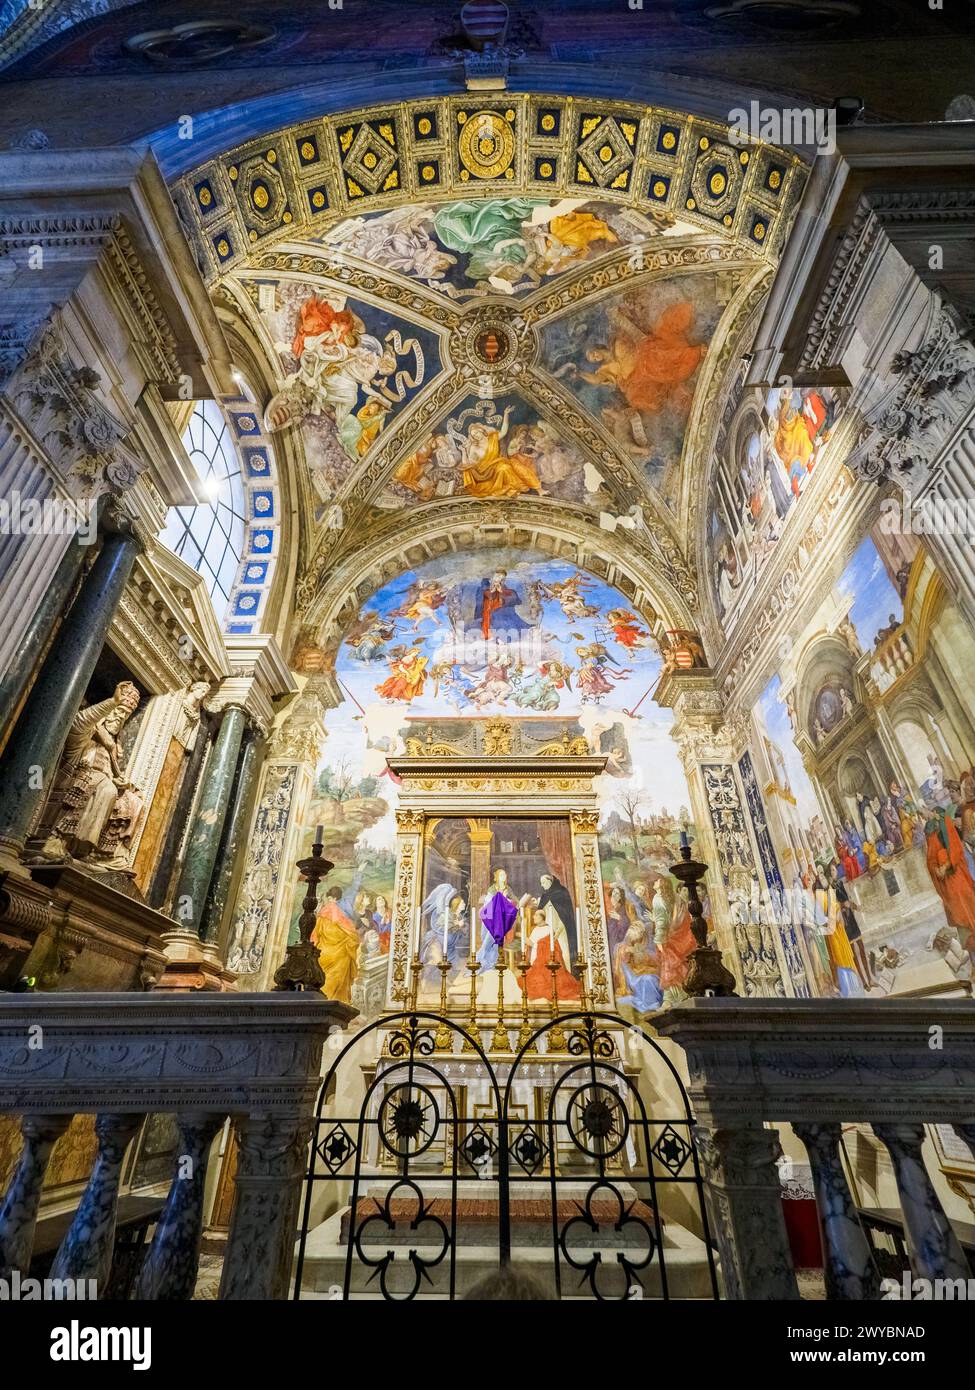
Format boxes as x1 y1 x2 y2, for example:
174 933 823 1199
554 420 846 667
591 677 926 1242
292 1010 719 1301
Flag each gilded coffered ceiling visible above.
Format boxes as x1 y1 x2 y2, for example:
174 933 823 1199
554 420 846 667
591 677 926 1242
177 94 805 631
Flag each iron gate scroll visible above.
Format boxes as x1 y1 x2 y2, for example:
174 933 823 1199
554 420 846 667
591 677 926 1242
292 1010 719 1301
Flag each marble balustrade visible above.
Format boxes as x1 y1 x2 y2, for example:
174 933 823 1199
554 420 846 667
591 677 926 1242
656 998 975 1299
0 992 355 1299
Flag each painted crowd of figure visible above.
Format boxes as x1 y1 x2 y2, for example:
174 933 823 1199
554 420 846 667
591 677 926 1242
311 873 394 1006
308 835 700 1019
782 755 975 997
342 561 668 714
415 867 584 1005
603 875 697 1013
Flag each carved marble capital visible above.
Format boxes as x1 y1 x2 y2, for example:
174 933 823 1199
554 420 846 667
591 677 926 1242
845 304 975 491
209 635 297 739
3 318 145 500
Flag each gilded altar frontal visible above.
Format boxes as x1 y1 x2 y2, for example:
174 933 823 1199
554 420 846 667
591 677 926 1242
0 0 974 1336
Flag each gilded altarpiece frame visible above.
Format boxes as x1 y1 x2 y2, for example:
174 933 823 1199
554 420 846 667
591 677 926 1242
384 738 614 1015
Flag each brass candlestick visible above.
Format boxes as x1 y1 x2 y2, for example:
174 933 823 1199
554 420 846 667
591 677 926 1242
461 953 480 1053
546 955 568 1052
434 956 453 1051
670 837 737 998
408 951 422 1012
515 952 538 1054
573 948 591 1013
273 835 333 991
489 948 513 1053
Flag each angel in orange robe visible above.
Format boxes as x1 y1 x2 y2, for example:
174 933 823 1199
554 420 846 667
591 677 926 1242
582 301 704 416
606 607 651 649
291 295 356 359
375 647 427 703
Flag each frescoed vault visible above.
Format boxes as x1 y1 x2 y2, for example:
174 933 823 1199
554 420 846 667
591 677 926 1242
185 96 975 1008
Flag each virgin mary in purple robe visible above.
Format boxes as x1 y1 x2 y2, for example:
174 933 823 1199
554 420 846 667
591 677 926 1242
476 870 518 971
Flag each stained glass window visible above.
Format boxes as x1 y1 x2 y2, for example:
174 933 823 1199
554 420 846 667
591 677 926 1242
160 400 246 622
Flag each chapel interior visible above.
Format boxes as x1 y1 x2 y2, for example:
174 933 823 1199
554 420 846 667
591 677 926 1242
1 0 975 1307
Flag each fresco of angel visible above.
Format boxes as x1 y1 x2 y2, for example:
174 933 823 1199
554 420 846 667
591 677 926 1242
263 291 423 460
605 608 655 650
374 645 428 703
391 578 447 631
509 667 561 711
345 611 397 663
539 573 600 621
325 206 458 284
575 641 632 703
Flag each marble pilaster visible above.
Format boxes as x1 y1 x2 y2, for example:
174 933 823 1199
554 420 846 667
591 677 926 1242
132 1112 224 1300
219 1112 313 1301
0 524 141 851
873 1122 972 1283
225 682 329 989
171 704 246 937
49 1112 142 1291
199 725 264 947
793 1121 880 1299
147 715 213 910
0 1114 71 1277
660 670 792 999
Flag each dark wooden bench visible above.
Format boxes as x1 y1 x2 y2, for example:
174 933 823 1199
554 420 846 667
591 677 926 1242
858 1206 975 1280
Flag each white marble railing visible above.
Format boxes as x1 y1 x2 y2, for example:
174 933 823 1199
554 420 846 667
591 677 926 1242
656 998 975 1299
0 992 354 1299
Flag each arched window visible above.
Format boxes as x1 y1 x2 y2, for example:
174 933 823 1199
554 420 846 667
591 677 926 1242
160 399 245 622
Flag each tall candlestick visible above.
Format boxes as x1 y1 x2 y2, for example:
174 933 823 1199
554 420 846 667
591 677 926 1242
273 838 332 991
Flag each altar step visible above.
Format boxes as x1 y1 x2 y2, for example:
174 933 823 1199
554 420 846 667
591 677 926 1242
296 1182 718 1299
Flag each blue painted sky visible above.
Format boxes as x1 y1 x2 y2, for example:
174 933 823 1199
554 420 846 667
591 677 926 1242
839 536 902 650
758 673 819 823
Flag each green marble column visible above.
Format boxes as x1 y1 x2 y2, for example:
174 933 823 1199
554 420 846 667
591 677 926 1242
198 725 263 947
172 704 246 936
0 526 141 850
0 497 109 747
